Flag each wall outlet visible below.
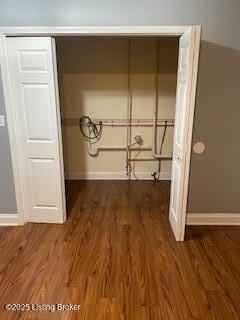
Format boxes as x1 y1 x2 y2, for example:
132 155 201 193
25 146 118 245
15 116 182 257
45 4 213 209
0 115 5 127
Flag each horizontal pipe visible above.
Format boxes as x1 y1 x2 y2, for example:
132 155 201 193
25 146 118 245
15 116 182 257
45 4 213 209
87 144 152 156
87 142 172 159
95 146 152 151
62 118 174 128
100 123 174 128
129 156 172 162
152 150 172 159
86 118 174 122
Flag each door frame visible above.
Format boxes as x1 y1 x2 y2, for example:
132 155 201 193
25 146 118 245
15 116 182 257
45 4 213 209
0 26 201 238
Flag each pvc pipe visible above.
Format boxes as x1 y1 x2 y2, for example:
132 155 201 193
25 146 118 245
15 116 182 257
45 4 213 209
87 144 152 157
86 141 173 159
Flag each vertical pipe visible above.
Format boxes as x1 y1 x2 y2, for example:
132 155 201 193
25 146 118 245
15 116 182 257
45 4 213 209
86 126 93 155
126 38 132 177
152 38 160 156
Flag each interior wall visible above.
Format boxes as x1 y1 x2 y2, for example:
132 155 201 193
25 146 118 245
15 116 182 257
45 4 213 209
57 37 178 178
0 70 17 214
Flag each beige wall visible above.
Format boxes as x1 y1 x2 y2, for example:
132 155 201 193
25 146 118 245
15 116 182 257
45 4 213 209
56 37 178 178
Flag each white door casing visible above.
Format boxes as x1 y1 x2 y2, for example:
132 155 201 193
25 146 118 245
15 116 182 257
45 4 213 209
6 37 65 223
169 27 201 241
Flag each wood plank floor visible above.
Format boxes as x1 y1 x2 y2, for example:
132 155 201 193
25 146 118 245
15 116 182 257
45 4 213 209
0 180 240 320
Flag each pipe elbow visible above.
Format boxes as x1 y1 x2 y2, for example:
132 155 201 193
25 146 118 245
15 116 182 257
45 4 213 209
87 144 99 156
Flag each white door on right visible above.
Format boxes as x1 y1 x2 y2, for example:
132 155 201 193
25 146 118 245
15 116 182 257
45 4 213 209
169 26 201 241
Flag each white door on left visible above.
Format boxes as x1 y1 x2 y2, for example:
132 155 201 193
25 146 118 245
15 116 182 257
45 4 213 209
7 37 65 223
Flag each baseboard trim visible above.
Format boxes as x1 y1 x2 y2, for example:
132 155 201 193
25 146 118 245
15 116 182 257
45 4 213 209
186 213 240 225
0 214 20 226
65 171 171 180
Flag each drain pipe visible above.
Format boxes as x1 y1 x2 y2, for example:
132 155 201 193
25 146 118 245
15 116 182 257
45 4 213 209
86 141 172 158
86 144 152 157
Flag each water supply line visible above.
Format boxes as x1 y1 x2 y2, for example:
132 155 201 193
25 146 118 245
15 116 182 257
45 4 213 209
80 118 174 156
126 38 132 177
152 38 165 160
151 39 173 162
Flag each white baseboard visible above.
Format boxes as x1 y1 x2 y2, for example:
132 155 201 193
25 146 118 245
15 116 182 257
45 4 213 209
65 171 171 180
0 214 21 226
186 213 240 225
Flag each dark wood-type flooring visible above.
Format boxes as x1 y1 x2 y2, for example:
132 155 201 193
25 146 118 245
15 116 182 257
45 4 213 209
0 181 240 319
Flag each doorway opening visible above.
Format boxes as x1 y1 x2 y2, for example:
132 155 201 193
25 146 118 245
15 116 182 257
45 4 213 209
56 36 178 234
4 26 200 241
56 36 178 182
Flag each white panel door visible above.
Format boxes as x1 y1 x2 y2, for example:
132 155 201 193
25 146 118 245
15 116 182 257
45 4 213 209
169 27 201 241
7 37 65 223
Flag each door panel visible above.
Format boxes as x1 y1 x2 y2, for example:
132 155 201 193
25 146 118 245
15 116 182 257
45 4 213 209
175 83 187 147
169 27 201 241
22 84 53 140
7 37 65 223
29 158 58 207
170 158 181 222
19 50 48 72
